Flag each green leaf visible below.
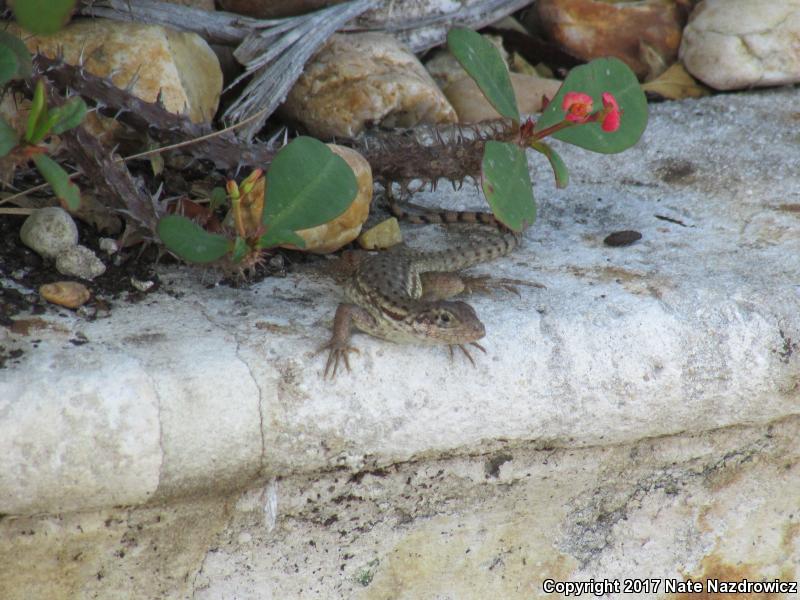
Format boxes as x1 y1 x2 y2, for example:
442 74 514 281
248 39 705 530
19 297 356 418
0 117 19 156
260 136 357 248
258 229 306 249
11 0 77 35
0 46 19 87
25 79 46 143
481 141 535 232
30 111 59 144
157 215 230 264
530 141 569 189
50 96 87 134
32 153 80 210
535 57 648 154
447 28 519 122
0 31 32 80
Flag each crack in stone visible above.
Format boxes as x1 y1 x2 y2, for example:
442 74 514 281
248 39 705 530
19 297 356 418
235 336 268 475
127 353 167 498
195 302 268 475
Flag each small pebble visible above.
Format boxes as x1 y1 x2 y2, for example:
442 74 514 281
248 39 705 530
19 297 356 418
130 277 154 292
20 207 79 258
40 281 91 309
99 237 119 255
603 230 642 247
56 245 107 280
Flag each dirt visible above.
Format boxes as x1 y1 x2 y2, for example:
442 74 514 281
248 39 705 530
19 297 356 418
0 207 312 368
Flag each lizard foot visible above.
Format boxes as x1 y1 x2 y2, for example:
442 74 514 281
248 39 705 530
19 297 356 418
448 341 487 366
317 340 360 379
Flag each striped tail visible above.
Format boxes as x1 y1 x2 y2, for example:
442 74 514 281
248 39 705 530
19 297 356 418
387 194 520 271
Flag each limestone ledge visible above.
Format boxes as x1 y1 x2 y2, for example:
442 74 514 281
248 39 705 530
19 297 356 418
1 89 799 517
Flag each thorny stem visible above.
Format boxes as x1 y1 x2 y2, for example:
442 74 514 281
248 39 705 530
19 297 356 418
0 94 275 207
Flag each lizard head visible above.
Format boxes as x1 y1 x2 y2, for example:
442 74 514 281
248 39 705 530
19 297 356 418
410 301 485 344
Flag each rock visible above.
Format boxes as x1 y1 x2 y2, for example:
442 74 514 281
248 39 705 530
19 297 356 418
55 245 107 280
39 281 91 309
20 207 78 259
288 145 373 253
130 277 155 293
98 238 119 255
358 217 402 250
445 73 563 122
281 33 457 138
527 0 686 80
7 20 222 144
680 0 800 90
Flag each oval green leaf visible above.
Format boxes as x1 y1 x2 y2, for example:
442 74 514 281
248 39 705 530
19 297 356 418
535 57 648 154
447 28 519 122
0 31 32 80
481 141 535 232
261 136 357 248
50 96 87 134
157 215 230 264
32 153 80 211
530 141 569 189
0 117 19 156
12 0 77 35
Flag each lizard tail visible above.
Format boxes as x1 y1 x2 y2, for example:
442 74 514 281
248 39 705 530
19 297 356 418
386 191 520 271
387 192 512 231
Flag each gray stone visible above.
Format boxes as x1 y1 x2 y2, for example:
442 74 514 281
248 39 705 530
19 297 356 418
680 0 800 90
0 89 799 598
55 244 106 280
19 206 78 258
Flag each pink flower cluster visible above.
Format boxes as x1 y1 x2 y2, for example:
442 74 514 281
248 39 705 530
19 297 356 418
561 92 621 132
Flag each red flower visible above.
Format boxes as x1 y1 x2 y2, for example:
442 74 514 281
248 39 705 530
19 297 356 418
600 92 621 132
562 92 593 123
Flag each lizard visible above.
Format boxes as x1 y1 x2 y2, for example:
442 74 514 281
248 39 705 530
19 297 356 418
319 197 521 378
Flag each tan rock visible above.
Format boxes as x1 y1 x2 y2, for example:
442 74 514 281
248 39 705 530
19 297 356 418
527 0 686 80
281 33 457 138
445 73 563 123
39 281 91 309
358 217 402 250
8 19 221 143
289 145 373 253
680 0 800 90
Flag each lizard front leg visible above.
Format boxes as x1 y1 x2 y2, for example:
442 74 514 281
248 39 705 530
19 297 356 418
317 303 376 378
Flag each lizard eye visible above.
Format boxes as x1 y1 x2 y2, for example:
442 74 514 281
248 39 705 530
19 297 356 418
440 313 451 323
